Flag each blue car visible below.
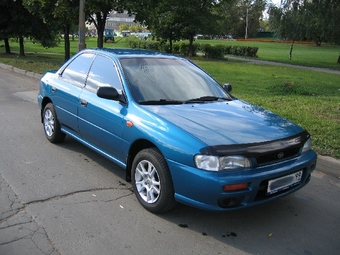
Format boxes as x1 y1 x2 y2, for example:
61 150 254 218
38 48 317 213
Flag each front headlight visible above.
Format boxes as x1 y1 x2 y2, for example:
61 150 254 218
301 137 312 154
195 155 251 171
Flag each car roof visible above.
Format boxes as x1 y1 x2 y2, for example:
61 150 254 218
81 48 178 59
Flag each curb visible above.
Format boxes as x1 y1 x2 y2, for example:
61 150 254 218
1 63 339 178
316 155 340 178
0 63 42 79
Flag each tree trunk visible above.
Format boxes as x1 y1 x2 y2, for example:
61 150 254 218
4 38 11 54
337 54 340 64
289 41 294 60
19 36 25 57
188 35 194 57
97 28 104 48
169 38 173 53
245 8 248 39
315 36 322 46
95 12 107 49
64 25 71 61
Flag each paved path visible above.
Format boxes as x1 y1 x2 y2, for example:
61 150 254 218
227 56 340 75
0 175 59 255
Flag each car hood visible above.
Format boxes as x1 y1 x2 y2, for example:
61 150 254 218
144 100 303 146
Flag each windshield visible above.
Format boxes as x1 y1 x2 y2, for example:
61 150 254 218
120 57 230 104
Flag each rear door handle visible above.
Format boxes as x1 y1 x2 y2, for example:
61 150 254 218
51 87 56 92
80 99 88 107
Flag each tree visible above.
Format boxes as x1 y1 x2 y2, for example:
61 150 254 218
150 1 183 53
235 0 266 38
130 0 220 56
23 0 79 61
119 24 130 32
269 0 340 46
176 0 221 55
214 0 239 37
0 0 57 56
0 0 14 53
86 0 127 48
303 0 340 46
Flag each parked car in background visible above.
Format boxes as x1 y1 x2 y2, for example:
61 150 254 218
38 48 317 213
104 29 115 42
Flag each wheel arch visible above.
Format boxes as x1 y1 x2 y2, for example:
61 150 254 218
40 97 53 122
126 139 162 182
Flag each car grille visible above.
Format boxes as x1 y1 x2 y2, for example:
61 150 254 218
256 147 301 166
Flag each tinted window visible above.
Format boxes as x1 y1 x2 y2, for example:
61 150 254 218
85 55 122 93
61 53 95 87
120 58 227 103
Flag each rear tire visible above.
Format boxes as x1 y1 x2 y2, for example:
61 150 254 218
42 103 66 143
132 148 177 213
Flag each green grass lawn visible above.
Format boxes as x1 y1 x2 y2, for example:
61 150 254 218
1 37 339 159
197 39 340 70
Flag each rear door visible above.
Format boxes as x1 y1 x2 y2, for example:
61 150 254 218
78 54 126 162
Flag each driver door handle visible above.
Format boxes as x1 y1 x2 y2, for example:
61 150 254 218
80 99 88 107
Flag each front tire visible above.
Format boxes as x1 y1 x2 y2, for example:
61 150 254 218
132 148 177 213
42 103 66 143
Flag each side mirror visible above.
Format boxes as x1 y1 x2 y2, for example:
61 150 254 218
97 87 120 100
223 83 232 92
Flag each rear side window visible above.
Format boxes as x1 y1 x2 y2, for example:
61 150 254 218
61 53 95 87
85 55 122 93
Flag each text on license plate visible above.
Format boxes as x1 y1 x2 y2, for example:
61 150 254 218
267 170 303 195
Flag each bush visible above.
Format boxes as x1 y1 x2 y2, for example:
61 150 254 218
197 44 258 59
127 37 260 59
144 40 160 51
201 44 225 59
244 46 259 57
126 36 163 51
224 46 232 55
227 45 258 58
172 42 199 56
126 36 139 48
127 37 200 56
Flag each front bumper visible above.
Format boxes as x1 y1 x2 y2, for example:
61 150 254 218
168 150 317 211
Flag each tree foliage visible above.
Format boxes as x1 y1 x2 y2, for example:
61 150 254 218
129 0 221 56
268 0 340 45
23 0 79 61
86 0 127 48
236 0 267 38
3 0 340 64
0 0 58 56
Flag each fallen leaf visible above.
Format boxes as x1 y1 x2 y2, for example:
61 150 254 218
119 205 124 209
92 194 96 197
269 233 273 237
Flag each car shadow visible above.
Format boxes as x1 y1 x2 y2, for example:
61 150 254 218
56 136 127 181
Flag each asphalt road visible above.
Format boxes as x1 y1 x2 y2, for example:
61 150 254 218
0 67 339 255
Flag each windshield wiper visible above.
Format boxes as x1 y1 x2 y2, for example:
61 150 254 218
184 96 230 104
139 99 184 105
139 96 231 105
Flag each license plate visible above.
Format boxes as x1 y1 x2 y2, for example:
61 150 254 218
267 170 303 195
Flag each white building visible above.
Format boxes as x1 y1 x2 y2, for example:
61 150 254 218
105 11 136 31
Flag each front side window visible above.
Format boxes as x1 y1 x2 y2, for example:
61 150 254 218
120 57 228 103
61 53 95 87
86 55 122 93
